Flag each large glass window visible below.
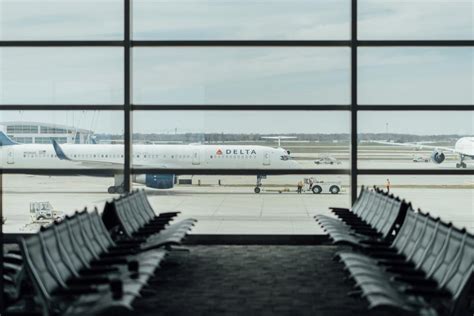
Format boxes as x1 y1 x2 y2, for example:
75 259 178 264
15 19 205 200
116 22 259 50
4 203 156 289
1 1 472 237
132 111 350 170
133 0 350 40
359 0 474 40
0 48 123 105
133 48 351 105
358 111 474 169
359 175 474 233
358 48 474 105
0 0 123 40
0 111 124 169
2 174 121 234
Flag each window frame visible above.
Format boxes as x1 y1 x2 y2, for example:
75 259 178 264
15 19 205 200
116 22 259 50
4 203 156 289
1 0 473 234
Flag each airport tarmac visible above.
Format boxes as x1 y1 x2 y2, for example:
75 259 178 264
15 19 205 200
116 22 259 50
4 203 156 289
2 168 473 235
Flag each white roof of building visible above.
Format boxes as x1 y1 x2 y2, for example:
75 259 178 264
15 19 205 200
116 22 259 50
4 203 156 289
1 121 93 134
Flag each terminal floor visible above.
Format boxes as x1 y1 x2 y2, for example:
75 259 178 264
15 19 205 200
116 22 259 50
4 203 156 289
134 245 371 316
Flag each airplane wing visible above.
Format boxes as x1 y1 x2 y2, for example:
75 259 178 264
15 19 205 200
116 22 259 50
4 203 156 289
372 141 456 153
52 140 174 169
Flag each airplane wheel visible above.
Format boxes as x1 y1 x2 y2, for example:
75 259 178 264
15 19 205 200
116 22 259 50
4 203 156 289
461 162 467 168
312 186 322 194
330 186 340 194
254 187 261 194
456 163 461 168
116 186 125 194
108 186 116 194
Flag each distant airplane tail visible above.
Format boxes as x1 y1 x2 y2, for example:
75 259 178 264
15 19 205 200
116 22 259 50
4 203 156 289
0 131 19 146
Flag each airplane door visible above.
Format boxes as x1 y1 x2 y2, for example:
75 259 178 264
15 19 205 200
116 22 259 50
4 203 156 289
7 147 14 164
192 149 200 165
263 152 271 166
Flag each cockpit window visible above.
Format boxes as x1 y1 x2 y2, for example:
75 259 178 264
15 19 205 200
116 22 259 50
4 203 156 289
280 155 291 161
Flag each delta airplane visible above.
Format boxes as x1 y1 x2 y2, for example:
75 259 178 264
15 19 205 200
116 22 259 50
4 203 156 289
375 137 474 168
0 132 300 193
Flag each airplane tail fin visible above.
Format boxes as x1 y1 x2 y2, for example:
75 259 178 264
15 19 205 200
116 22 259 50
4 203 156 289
0 131 19 146
52 139 71 160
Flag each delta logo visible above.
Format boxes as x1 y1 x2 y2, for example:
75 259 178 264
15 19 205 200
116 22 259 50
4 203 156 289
216 148 257 155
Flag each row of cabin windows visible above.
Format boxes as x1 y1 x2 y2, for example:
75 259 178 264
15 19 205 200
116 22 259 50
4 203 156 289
22 153 194 159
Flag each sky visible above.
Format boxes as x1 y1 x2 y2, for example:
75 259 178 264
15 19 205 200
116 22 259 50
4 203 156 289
0 0 473 134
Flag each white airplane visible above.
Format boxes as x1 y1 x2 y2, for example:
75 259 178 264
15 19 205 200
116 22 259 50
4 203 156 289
374 137 474 168
0 131 300 193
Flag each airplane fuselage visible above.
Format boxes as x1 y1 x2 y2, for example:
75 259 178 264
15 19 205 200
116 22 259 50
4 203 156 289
0 143 300 170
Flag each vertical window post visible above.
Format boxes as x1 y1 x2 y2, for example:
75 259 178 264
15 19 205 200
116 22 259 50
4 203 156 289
124 0 132 192
351 0 358 204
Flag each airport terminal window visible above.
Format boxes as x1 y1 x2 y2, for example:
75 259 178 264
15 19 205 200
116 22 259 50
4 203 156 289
358 48 474 105
133 48 351 105
0 0 123 40
6 125 39 134
1 1 473 237
133 0 350 40
40 127 68 134
0 111 124 168
2 174 121 234
357 111 474 170
358 175 474 233
358 0 474 40
132 111 351 170
0 48 124 105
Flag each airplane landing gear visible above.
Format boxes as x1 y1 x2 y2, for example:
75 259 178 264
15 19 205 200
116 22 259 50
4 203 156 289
254 175 265 194
108 174 125 194
108 185 125 194
456 156 467 168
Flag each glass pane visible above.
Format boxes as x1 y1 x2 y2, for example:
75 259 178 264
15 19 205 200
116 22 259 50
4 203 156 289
0 0 123 40
0 111 124 169
358 48 474 105
133 0 350 40
134 175 350 234
358 176 474 233
359 0 474 40
2 174 121 234
133 111 350 170
0 48 123 105
133 48 350 105
358 111 474 170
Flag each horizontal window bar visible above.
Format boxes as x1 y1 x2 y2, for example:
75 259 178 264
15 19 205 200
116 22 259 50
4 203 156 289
132 40 352 47
0 41 125 47
1 169 121 176
3 105 472 111
132 105 352 111
0 105 125 110
2 169 471 179
1 40 472 47
358 169 474 175
131 169 351 175
358 105 474 111
358 40 474 47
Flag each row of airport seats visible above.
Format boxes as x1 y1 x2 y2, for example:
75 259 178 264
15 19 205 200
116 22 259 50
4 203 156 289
4 190 197 316
315 186 473 316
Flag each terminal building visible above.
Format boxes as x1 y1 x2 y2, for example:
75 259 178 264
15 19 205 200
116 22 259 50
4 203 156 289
1 121 94 144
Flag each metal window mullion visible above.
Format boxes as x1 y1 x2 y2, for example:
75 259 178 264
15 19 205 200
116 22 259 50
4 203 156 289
123 0 132 192
351 0 358 204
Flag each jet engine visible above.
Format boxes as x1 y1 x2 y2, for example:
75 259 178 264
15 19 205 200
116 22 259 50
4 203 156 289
134 174 175 189
430 150 445 164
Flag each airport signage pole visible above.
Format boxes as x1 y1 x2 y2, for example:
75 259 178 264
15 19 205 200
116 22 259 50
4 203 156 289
350 0 358 204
